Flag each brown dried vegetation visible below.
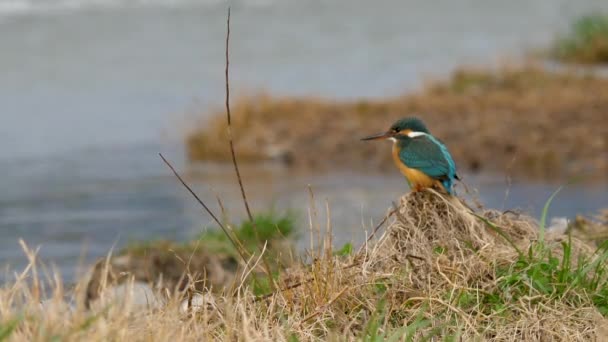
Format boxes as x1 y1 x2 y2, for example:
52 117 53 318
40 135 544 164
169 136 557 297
3 193 608 341
187 64 608 181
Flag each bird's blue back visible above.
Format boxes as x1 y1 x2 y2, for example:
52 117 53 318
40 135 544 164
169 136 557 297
398 134 457 194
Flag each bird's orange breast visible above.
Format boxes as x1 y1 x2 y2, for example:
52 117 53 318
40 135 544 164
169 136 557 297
392 143 438 190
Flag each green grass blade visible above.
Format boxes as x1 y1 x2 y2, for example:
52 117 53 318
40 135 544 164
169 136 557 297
0 317 21 341
403 317 431 342
384 326 409 342
558 236 572 284
539 186 563 243
572 244 608 288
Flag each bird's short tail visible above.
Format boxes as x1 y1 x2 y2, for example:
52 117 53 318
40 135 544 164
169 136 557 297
441 179 454 195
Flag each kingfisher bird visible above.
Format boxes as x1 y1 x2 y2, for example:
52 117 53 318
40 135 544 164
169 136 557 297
362 117 459 195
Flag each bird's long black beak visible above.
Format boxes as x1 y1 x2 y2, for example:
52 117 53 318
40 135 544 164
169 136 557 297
361 131 392 141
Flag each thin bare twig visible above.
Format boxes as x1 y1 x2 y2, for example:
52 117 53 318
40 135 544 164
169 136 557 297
159 153 249 264
224 7 255 224
223 7 276 292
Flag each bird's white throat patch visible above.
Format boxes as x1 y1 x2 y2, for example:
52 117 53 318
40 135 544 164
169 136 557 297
407 131 427 138
389 137 397 142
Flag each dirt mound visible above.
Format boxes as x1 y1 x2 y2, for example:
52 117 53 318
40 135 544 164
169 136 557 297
269 191 605 340
371 192 536 290
85 242 239 307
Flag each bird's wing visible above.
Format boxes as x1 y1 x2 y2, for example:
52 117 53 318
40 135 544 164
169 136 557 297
399 134 456 180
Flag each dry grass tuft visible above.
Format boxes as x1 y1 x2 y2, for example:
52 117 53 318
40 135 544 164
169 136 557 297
2 193 607 341
373 192 535 290
186 64 608 181
550 14 608 64
569 209 608 247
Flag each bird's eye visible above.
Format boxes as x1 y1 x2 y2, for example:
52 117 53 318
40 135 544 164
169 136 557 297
392 128 400 133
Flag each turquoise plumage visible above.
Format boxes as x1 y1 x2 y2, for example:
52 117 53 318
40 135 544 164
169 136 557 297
397 133 457 194
362 117 459 195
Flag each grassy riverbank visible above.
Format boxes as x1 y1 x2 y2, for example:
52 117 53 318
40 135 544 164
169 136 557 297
2 192 607 341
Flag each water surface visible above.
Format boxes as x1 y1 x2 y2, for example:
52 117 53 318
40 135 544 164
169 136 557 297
1 0 608 281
